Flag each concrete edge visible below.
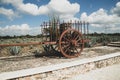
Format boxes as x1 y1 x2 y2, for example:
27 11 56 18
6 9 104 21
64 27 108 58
0 52 120 80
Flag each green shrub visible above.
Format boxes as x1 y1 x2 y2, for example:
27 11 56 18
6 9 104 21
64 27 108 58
9 46 21 55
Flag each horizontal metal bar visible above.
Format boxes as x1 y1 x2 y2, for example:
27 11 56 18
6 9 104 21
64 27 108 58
83 39 90 43
0 39 89 47
42 41 57 45
0 41 57 47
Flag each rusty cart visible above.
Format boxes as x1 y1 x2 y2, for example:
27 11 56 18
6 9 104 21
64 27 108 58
0 20 89 58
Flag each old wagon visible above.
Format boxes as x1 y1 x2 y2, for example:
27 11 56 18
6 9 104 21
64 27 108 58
0 19 89 58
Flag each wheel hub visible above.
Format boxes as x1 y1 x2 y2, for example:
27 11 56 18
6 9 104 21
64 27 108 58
71 40 77 46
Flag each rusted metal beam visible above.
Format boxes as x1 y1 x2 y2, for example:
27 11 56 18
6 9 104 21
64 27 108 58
0 41 57 47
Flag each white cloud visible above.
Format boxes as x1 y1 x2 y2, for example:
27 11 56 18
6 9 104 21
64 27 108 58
80 8 120 24
111 2 120 16
47 0 80 21
16 2 48 15
80 2 120 33
1 0 80 20
48 0 79 14
1 0 23 6
47 0 80 20
1 0 119 34
0 24 30 36
0 24 41 36
0 7 17 20
0 0 80 36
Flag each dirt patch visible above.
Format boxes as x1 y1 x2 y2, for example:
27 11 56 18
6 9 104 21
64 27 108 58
83 46 120 56
0 46 119 73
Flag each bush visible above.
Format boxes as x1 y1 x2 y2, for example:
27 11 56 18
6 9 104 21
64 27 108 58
9 46 21 55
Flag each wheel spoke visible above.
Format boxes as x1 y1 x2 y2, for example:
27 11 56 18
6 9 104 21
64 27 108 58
62 43 70 49
68 30 74 39
65 33 72 41
74 47 79 53
74 35 80 41
63 36 70 42
68 50 73 56
59 29 83 58
69 47 79 56
76 43 83 47
71 31 75 38
76 38 82 42
64 46 70 53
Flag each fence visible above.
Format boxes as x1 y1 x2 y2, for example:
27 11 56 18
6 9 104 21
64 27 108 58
40 20 89 41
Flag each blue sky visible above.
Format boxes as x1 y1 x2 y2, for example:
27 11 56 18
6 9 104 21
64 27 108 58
0 0 120 36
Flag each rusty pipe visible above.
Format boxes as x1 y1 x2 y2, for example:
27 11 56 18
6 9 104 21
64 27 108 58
0 41 57 47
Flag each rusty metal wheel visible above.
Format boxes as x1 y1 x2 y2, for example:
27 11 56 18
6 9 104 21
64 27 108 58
59 29 84 58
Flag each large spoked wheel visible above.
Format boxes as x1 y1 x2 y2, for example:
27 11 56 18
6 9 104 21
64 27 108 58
59 29 84 58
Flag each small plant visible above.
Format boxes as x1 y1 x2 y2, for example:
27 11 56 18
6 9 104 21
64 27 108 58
33 48 42 57
90 37 97 47
9 46 21 55
42 45 53 52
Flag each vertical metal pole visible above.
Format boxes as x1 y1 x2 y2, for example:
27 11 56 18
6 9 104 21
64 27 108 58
49 20 51 41
43 22 45 41
46 22 48 41
55 20 58 41
53 19 55 41
87 22 89 36
87 22 89 39
40 24 43 41
78 21 80 32
81 21 82 34
63 20 65 30
57 20 60 39
83 21 85 35
84 21 86 39
50 21 52 41
70 20 72 29
75 20 76 30
44 22 47 41
67 21 69 29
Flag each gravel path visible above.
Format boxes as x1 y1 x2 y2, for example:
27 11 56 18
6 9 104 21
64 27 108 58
70 63 120 80
0 46 120 73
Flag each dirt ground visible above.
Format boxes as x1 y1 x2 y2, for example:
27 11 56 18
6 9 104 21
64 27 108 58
0 46 120 73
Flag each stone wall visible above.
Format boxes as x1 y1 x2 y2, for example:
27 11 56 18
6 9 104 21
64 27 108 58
13 56 120 80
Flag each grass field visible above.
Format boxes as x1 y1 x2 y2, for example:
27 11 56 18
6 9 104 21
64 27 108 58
0 34 120 57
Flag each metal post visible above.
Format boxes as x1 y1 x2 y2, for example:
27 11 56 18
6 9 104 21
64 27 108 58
82 21 86 39
84 21 86 35
81 21 82 34
87 22 89 39
55 20 58 41
40 24 43 41
70 20 72 29
75 20 76 30
78 21 80 32
50 21 52 41
45 22 49 41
